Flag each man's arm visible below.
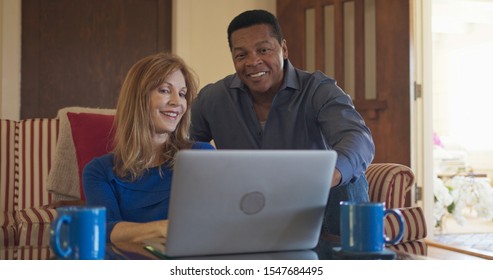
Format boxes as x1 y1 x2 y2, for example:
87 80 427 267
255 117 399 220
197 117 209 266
316 84 375 185
190 90 212 142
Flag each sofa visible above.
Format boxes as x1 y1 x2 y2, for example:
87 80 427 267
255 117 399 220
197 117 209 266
1 107 427 258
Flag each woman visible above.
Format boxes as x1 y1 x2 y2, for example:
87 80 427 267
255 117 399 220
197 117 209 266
83 53 214 243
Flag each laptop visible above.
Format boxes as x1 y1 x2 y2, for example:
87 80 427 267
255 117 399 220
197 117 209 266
145 149 337 258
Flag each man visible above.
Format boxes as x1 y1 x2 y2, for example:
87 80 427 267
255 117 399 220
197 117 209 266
190 9 375 235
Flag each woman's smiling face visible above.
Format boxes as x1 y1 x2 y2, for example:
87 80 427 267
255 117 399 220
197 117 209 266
149 69 187 142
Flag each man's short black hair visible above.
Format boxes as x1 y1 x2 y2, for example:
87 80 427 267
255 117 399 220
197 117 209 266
227 9 283 51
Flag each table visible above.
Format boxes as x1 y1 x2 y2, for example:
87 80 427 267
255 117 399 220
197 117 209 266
0 235 428 260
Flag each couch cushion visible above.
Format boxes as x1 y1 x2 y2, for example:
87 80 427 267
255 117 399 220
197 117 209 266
16 207 57 246
67 112 115 200
46 107 115 200
16 119 59 209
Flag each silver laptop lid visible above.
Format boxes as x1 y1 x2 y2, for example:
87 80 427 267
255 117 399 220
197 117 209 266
165 150 336 257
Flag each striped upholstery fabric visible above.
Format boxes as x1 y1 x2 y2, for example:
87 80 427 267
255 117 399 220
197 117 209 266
1 241 53 260
387 240 428 256
1 120 17 247
16 246 53 260
16 119 59 209
385 206 427 242
0 246 16 260
0 120 16 212
366 163 415 209
13 119 59 246
17 208 57 246
0 212 16 247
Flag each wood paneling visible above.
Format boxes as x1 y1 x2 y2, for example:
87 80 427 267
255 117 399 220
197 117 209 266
278 0 412 167
371 0 411 165
21 0 171 118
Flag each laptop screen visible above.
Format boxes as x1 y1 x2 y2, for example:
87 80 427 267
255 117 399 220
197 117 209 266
164 150 337 257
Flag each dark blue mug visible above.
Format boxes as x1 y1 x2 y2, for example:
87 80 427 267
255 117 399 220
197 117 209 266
50 206 106 260
340 201 404 252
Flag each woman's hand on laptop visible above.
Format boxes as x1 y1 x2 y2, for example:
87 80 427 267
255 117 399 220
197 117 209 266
110 220 169 243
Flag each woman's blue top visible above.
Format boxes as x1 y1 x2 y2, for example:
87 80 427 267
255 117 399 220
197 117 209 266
82 142 215 241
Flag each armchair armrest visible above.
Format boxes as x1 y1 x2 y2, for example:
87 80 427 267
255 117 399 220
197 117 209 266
385 207 428 256
16 208 57 246
385 206 427 243
387 240 428 256
1 212 17 247
366 163 415 208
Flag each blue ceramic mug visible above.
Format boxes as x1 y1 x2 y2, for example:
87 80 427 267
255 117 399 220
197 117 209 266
340 201 404 252
50 206 106 260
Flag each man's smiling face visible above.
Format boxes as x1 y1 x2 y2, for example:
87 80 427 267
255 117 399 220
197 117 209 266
230 24 288 97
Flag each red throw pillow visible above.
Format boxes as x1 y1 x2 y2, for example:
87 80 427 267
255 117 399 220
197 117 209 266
67 112 115 200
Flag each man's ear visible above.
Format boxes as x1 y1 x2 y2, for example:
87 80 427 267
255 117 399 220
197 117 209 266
281 39 288 59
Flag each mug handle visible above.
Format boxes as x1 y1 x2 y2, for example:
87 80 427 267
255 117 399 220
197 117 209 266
383 208 405 245
50 215 72 258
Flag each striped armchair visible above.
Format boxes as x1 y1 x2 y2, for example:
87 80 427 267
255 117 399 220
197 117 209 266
1 119 17 248
366 163 428 255
1 108 114 256
0 118 59 252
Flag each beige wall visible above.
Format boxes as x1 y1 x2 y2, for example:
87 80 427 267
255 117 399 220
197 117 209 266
0 0 275 120
173 0 275 89
0 0 21 120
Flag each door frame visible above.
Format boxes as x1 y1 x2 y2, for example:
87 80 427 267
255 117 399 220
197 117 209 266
412 0 435 238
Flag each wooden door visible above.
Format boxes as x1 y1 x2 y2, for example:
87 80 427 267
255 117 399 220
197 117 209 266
277 0 412 167
21 0 171 119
